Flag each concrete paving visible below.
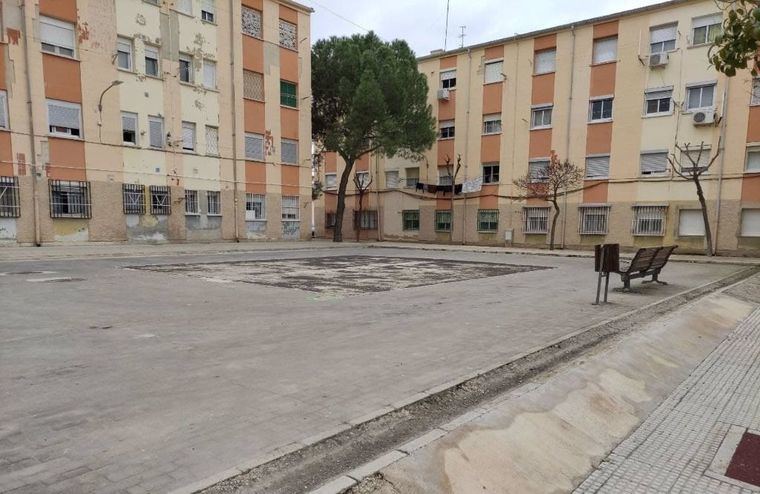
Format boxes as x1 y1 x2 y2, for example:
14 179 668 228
0 245 748 493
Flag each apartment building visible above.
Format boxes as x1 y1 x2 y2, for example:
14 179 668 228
316 0 760 255
0 0 311 244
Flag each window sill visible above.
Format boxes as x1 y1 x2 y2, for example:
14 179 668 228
682 107 714 114
524 232 548 235
41 51 79 62
48 133 83 141
281 162 299 166
201 19 217 26
580 232 608 236
206 153 220 158
530 125 552 131
179 81 195 87
246 218 266 222
181 150 197 155
677 234 705 238
280 104 299 110
172 9 194 18
483 80 504 86
588 118 613 124
185 212 201 217
144 74 164 81
117 67 137 75
244 96 266 103
632 234 665 237
590 60 618 67
641 173 669 178
687 43 711 50
207 213 222 217
242 33 264 41
533 71 555 77
438 137 455 141
585 176 609 181
642 112 673 119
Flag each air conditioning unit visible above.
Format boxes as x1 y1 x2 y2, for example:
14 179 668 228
693 109 716 126
648 52 669 68
437 88 450 101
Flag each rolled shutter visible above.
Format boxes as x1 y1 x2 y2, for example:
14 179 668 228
742 210 760 236
593 37 617 64
585 156 610 179
484 61 503 83
122 113 137 132
245 133 264 161
640 152 668 174
48 102 80 129
679 210 705 236
534 49 556 74
182 123 195 149
650 24 677 43
149 118 163 147
693 13 722 28
40 18 75 50
0 92 7 128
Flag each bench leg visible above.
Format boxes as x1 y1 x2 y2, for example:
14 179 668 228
652 271 668 285
622 275 631 292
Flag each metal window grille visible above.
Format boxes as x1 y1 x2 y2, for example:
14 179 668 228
483 164 500 184
385 171 399 188
49 180 91 219
279 19 297 50
523 207 549 234
354 210 377 230
122 183 145 215
579 206 610 235
243 70 265 101
529 160 549 182
244 133 265 161
185 190 199 214
632 205 667 236
478 209 499 232
0 176 20 218
435 210 452 232
325 212 337 228
440 70 456 89
207 191 221 215
281 139 298 164
405 168 419 188
402 210 420 231
282 196 300 221
149 116 164 148
241 7 262 38
150 185 171 215
205 126 219 155
585 155 610 179
280 81 298 108
0 91 7 129
640 152 669 175
245 193 265 220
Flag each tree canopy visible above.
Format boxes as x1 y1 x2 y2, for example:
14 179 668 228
710 0 760 76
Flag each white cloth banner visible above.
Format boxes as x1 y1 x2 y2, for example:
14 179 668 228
462 177 483 194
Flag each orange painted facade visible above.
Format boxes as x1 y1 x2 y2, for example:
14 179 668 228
589 63 616 98
40 0 77 22
242 37 264 73
583 181 609 203
324 152 337 173
244 100 266 134
741 175 760 202
531 73 555 105
42 55 82 103
279 5 299 24
48 138 86 181
438 92 456 121
281 164 300 196
0 132 13 176
747 107 760 143
533 34 557 52
529 129 552 159
280 49 299 83
481 134 500 163
246 163 267 193
482 83 503 114
0 46 6 90
479 186 498 209
586 122 613 155
437 139 455 165
593 21 619 38
280 107 299 139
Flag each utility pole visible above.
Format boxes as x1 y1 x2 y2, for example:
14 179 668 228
459 26 466 49
443 0 451 51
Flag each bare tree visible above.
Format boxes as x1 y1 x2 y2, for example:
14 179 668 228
514 151 583 250
667 140 722 257
442 154 463 243
353 172 373 242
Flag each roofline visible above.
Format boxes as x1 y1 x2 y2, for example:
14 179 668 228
417 0 696 62
279 0 314 14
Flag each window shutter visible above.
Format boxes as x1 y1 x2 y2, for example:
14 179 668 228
679 210 705 236
742 210 760 236
182 122 195 149
534 49 556 74
645 89 672 101
593 37 617 64
203 60 216 88
385 171 399 188
241 7 262 38
121 113 137 132
440 70 456 82
40 18 75 50
484 61 503 84
245 133 264 161
145 45 159 59
747 150 760 172
206 126 219 155
243 71 264 100
149 117 163 147
48 101 80 129
640 152 668 174
650 24 677 43
202 0 215 13
0 92 7 128
177 0 192 13
585 156 610 178
281 139 298 164
693 13 722 28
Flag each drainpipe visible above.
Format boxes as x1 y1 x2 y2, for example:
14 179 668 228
21 1 41 246
460 47 472 244
713 81 729 255
228 0 240 242
560 25 576 250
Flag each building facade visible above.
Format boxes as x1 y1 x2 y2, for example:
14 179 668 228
0 0 312 244
316 0 760 255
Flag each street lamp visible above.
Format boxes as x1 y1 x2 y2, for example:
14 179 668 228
97 80 123 142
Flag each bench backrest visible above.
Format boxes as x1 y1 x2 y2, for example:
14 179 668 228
628 247 661 273
649 245 678 270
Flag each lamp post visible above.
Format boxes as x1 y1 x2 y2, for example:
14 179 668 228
97 80 123 142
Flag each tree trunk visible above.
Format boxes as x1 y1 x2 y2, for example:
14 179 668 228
355 189 364 242
694 176 714 256
333 158 355 243
549 198 561 250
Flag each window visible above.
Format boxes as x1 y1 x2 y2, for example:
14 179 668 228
484 60 503 84
281 139 298 164
741 209 760 237
385 170 399 188
179 52 193 83
680 148 712 172
243 70 265 101
181 121 196 151
355 171 370 188
205 126 219 155
241 7 262 38
593 36 617 64
747 147 760 172
579 205 610 235
692 14 721 46
280 81 297 108
0 90 8 129
402 210 420 231
440 70 456 90
438 168 452 186
589 98 613 121
325 173 337 189
482 163 500 184
185 190 199 215
478 210 499 232
679 209 705 236
149 115 164 148
245 133 264 161
150 185 171 215
585 155 610 179
47 99 82 137
534 49 556 75
207 191 221 215
686 83 715 110
49 180 91 219
483 114 502 135
644 88 673 115
145 45 160 77
439 120 455 139
523 207 548 234
282 196 300 221
116 37 133 71
121 111 138 145
632 205 666 236
279 19 297 50
325 212 336 228
175 0 192 15
752 78 760 106
354 210 377 230
203 60 216 89
122 184 145 215
201 0 215 23
529 160 549 182
40 16 75 57
640 151 669 175
531 105 552 129
405 167 419 188
435 210 452 232
650 24 677 54
0 177 20 218
245 193 266 221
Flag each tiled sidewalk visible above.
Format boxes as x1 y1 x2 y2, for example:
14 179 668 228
575 307 760 493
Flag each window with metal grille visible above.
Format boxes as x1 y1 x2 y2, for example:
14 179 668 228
644 88 673 115
640 151 669 175
150 185 171 215
122 112 138 145
531 106 552 129
741 209 760 237
529 160 549 183
692 14 721 46
589 97 613 121
324 173 337 189
203 59 216 89
207 191 221 215
280 81 297 108
385 171 399 188
686 83 715 110
241 7 262 38
281 196 300 221
185 190 199 214
281 139 298 164
40 16 75 57
116 37 133 71
47 100 81 137
245 193 265 220
245 133 265 161
0 176 20 218
243 70 265 101
0 90 8 129
483 114 502 135
534 49 556 74
405 167 419 188
585 155 610 179
144 45 160 77
205 126 219 156
354 210 377 230
181 121 195 151
149 116 164 148
179 52 193 83
650 24 677 54
440 70 456 90
478 209 499 232
752 79 760 106
325 212 336 228
279 19 297 50
435 210 452 232
49 180 91 219
201 0 215 22
632 205 667 236
593 36 617 64
122 184 145 215
747 147 760 172
439 120 455 139
482 163 499 184
402 210 420 231
523 207 549 234
579 205 610 235
438 168 452 186
484 61 503 84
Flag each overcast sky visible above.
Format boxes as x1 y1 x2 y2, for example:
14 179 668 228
302 0 664 56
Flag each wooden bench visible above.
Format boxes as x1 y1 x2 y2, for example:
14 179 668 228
617 245 678 291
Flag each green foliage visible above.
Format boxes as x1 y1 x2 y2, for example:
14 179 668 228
710 0 760 76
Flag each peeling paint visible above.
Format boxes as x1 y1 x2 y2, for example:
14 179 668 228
53 220 89 242
6 29 21 45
